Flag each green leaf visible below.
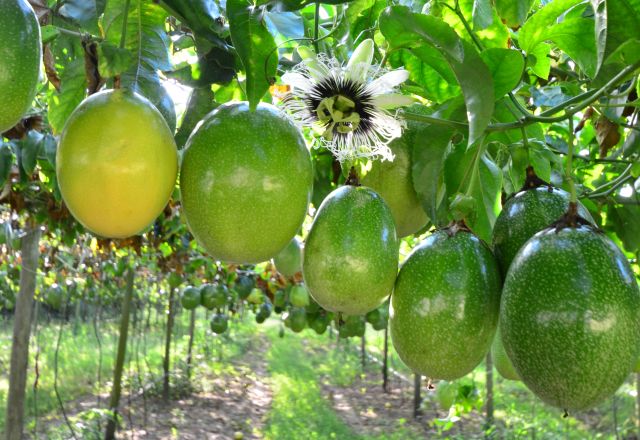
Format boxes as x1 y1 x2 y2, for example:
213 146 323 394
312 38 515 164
104 0 175 129
264 11 304 39
389 48 459 104
48 58 86 135
122 68 176 132
480 48 524 100
527 42 551 79
0 144 13 188
494 0 535 28
411 123 454 226
608 203 640 253
472 0 494 30
175 87 217 149
474 154 502 243
41 134 57 167
227 0 278 110
519 0 581 52
104 0 172 72
518 0 596 77
19 131 42 176
380 6 494 144
543 7 597 77
58 0 103 34
158 0 226 46
97 41 133 78
41 25 60 44
593 0 640 74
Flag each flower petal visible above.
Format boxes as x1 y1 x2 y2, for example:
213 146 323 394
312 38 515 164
346 39 374 83
372 93 415 109
297 46 330 81
368 69 409 94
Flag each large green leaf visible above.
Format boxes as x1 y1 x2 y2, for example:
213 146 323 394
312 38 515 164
58 0 106 34
103 0 175 129
608 202 640 253
389 47 459 104
444 142 502 242
0 143 13 188
411 123 455 226
104 0 172 72
227 0 278 110
593 0 640 74
443 0 510 49
480 48 525 100
159 0 226 46
380 6 494 145
175 87 217 149
494 0 535 28
518 0 596 77
48 58 86 135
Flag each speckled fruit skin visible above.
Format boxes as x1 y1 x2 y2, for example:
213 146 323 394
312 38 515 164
501 226 640 410
273 236 302 277
303 185 399 316
491 327 520 381
0 0 41 133
361 137 428 237
180 102 312 264
492 187 593 276
390 230 501 380
57 89 178 238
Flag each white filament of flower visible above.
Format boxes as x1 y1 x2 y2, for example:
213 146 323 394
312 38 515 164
280 39 413 163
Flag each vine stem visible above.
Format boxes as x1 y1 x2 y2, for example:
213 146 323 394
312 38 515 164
119 0 131 50
402 60 640 132
566 117 577 204
313 1 320 53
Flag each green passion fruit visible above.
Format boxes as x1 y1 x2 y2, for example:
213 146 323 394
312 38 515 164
361 137 428 237
501 226 640 410
180 102 313 264
390 229 501 380
180 286 201 310
0 0 41 133
491 327 520 381
492 186 593 276
303 185 399 316
273 236 303 277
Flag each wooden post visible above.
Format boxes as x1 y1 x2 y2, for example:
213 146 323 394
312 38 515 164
382 324 389 393
413 373 422 418
186 308 196 379
105 264 135 440
4 226 41 440
162 287 176 400
485 352 494 437
360 333 366 369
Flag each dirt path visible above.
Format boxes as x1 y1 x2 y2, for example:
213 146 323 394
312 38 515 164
32 336 273 440
120 340 273 440
318 354 485 439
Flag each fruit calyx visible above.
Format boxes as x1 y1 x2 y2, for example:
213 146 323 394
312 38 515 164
344 166 361 186
443 219 472 237
549 202 594 231
519 166 552 192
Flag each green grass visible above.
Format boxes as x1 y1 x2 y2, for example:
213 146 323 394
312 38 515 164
2 311 639 439
0 307 258 437
262 323 423 440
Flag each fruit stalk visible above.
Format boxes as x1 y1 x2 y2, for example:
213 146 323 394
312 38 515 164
566 117 577 205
